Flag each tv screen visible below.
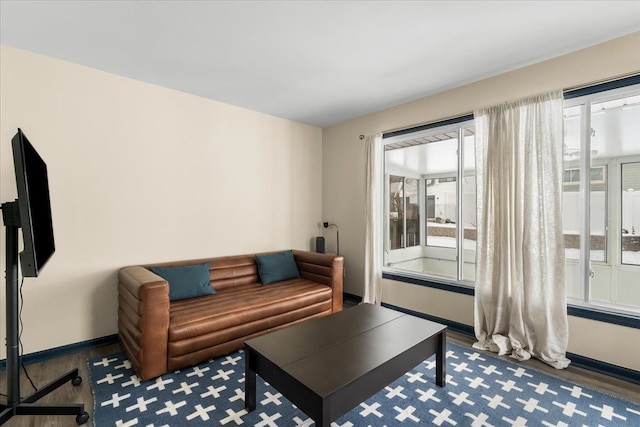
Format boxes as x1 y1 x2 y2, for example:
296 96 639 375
11 128 55 277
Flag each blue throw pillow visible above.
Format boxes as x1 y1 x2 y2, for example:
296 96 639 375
255 250 300 284
149 262 215 301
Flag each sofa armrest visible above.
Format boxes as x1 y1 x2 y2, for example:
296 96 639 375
118 266 170 380
293 250 344 313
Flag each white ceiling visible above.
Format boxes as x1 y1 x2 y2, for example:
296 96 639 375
1 1 639 128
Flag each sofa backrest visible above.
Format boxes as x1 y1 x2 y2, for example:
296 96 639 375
145 250 342 295
208 254 259 291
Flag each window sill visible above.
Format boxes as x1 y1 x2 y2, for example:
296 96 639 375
382 271 474 295
567 305 640 329
382 271 640 330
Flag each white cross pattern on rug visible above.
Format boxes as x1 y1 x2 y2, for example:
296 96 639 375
88 343 640 426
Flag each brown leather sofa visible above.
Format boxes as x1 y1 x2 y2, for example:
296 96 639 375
118 250 343 380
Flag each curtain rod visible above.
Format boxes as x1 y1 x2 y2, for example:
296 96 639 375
563 72 640 93
371 72 640 139
564 73 640 99
363 113 474 140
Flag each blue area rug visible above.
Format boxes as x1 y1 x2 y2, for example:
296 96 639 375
88 342 640 426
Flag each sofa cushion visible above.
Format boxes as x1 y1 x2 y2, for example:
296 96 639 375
167 279 333 356
149 262 215 301
255 250 300 284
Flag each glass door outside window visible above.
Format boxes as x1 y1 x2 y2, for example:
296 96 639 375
563 86 640 314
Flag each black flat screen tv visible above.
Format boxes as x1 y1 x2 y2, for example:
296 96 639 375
11 128 55 277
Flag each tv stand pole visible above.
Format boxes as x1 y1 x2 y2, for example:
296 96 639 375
0 201 89 425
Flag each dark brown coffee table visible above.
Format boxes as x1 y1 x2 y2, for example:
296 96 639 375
244 304 447 426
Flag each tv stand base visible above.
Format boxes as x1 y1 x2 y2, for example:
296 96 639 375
0 367 89 425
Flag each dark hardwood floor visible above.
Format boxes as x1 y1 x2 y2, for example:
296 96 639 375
1 307 638 426
0 343 120 427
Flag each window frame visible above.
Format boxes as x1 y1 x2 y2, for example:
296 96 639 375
382 118 476 286
563 83 640 317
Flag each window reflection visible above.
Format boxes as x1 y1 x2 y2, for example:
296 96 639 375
389 175 404 250
405 178 420 247
622 162 640 266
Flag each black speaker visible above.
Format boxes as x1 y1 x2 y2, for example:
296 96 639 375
315 236 325 253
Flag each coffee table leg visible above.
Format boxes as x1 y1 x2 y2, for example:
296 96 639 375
436 329 446 387
245 347 256 412
317 405 331 427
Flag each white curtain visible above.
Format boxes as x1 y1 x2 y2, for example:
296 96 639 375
473 90 570 369
364 133 383 305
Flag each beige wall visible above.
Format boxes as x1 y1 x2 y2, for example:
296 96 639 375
323 32 640 371
0 45 323 357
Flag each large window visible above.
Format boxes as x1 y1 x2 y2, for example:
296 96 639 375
563 85 640 314
383 119 476 283
382 80 640 317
